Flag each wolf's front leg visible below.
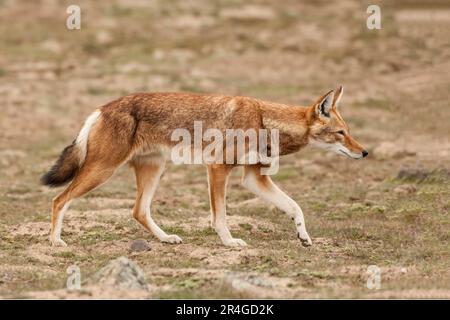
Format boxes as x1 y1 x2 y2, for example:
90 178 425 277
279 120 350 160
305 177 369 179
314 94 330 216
207 164 246 247
242 165 312 247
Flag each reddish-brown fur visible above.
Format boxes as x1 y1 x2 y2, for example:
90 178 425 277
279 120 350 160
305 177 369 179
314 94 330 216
42 89 366 247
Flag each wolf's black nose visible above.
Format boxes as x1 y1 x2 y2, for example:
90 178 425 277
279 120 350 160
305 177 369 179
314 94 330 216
362 150 369 158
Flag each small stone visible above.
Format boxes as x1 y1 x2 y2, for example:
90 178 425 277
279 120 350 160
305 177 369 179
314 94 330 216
130 239 151 252
87 257 148 290
394 184 417 195
225 272 274 293
400 267 407 274
371 205 386 213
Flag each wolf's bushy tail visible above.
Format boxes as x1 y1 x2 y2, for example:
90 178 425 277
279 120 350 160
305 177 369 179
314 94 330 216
40 141 80 187
40 111 101 188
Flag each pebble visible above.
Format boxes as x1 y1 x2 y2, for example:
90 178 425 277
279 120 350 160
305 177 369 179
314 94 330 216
130 239 151 252
394 184 417 195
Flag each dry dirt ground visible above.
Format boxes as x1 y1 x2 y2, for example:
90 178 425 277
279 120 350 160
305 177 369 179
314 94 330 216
0 0 449 298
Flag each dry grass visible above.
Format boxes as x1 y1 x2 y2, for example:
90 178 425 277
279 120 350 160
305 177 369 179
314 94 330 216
0 0 449 298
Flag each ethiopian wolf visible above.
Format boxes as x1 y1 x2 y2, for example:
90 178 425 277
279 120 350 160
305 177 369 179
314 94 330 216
41 86 368 247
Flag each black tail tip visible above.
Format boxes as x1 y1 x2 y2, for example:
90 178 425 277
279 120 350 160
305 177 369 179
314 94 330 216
40 143 78 188
40 169 67 188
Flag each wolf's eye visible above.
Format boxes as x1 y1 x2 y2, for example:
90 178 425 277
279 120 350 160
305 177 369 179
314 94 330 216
336 130 345 136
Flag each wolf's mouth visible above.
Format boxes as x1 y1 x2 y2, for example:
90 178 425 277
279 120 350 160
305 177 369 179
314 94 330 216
338 149 360 159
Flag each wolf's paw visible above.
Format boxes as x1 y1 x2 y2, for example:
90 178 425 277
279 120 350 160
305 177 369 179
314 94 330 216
298 232 312 247
223 238 248 247
162 234 183 244
51 238 68 247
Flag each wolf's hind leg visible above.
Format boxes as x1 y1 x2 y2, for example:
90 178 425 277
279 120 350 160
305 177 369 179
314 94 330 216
242 165 312 247
50 163 116 246
132 158 182 244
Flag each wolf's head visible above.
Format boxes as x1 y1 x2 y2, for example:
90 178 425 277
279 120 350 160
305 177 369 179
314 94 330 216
308 86 368 159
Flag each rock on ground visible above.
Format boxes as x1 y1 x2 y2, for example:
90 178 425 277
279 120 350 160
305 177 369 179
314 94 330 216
86 256 148 290
224 272 273 296
394 184 417 195
130 239 152 252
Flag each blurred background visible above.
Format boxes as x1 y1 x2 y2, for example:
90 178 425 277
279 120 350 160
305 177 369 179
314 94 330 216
0 0 448 298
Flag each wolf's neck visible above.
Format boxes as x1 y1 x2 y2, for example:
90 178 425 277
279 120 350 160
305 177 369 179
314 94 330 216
260 103 311 155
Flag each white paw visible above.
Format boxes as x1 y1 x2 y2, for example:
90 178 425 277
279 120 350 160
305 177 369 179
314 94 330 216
223 238 248 247
298 232 312 247
51 238 68 247
162 234 183 244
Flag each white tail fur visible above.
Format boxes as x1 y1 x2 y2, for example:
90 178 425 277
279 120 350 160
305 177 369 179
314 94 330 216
75 110 101 165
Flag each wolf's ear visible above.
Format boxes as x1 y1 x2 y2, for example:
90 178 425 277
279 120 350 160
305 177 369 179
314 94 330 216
333 85 344 108
315 90 334 118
